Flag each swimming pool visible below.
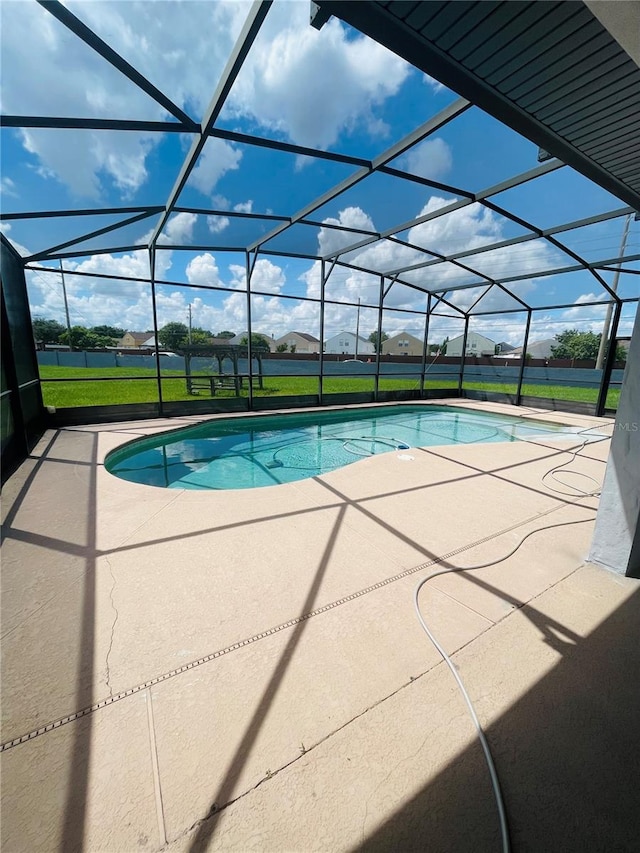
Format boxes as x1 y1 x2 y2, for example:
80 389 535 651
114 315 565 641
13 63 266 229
105 404 602 491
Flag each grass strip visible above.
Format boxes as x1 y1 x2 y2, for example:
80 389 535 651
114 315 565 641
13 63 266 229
38 365 618 408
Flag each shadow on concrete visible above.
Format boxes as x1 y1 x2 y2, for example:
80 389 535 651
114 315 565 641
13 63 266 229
0 420 617 852
59 429 98 853
1 428 98 853
187 505 348 853
354 586 640 853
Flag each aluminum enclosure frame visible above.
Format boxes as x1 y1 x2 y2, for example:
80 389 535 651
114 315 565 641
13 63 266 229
1 0 638 440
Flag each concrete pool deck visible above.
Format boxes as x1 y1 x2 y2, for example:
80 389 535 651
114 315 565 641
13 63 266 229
1 400 638 852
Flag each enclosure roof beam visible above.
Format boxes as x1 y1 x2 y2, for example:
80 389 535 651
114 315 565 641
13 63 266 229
387 206 635 277
249 97 471 252
26 210 159 262
0 116 191 133
1 206 164 221
315 0 640 210
322 160 563 262
38 1 198 129
32 244 143 261
147 0 273 249
209 127 371 168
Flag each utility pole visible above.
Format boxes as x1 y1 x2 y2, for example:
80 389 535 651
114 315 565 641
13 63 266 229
355 297 361 358
59 259 73 351
595 213 632 370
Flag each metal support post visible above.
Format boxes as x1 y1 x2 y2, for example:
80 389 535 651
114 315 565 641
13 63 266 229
59 260 73 350
516 310 532 406
149 248 163 414
319 260 326 405
421 293 431 396
245 250 254 409
595 213 631 370
458 315 469 394
374 277 384 400
596 299 623 416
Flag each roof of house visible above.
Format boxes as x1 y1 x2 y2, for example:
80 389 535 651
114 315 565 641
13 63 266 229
448 331 496 345
121 331 152 343
385 330 422 341
282 331 320 342
230 331 275 343
326 331 371 342
511 338 556 356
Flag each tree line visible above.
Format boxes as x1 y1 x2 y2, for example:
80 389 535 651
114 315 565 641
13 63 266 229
32 317 626 362
32 318 239 350
550 329 626 363
32 318 127 349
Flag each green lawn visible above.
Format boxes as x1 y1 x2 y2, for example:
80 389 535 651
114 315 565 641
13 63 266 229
38 365 618 409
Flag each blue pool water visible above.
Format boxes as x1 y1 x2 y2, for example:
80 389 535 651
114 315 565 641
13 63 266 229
105 405 600 491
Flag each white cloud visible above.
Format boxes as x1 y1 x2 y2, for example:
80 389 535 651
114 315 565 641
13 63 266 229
1 1 168 199
207 215 230 234
189 138 243 196
515 297 637 347
402 138 452 181
1 1 246 199
158 212 197 245
1 177 18 197
65 0 251 119
553 293 608 330
230 258 286 293
406 198 501 255
185 253 221 286
574 292 605 306
26 249 156 330
335 198 561 306
318 206 376 257
252 258 285 293
0 222 31 257
66 250 151 284
2 0 415 202
227 3 411 149
19 127 156 200
233 200 253 213
297 195 560 331
423 72 445 93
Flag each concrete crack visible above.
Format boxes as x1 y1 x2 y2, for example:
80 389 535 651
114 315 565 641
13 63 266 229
104 556 119 698
163 669 445 850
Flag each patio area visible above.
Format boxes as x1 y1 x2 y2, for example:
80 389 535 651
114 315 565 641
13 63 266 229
1 400 638 852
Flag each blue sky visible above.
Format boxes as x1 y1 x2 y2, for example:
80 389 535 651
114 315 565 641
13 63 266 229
1 0 638 346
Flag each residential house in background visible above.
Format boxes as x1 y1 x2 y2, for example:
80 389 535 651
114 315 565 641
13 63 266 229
229 331 277 352
117 331 153 349
446 331 497 357
323 332 375 356
382 331 424 357
508 338 556 359
617 337 631 356
496 341 515 353
274 331 320 353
